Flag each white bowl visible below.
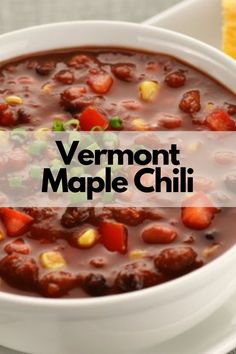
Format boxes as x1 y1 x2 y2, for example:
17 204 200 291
0 21 235 354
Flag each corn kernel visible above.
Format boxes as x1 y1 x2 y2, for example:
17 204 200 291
139 80 160 102
132 118 148 131
187 141 202 153
129 249 147 259
34 127 50 140
42 83 54 94
40 251 66 269
77 229 97 249
203 244 221 258
5 95 23 105
206 102 215 110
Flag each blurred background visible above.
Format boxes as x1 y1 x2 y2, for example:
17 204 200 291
0 0 181 33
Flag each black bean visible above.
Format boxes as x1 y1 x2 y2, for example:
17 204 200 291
83 273 108 296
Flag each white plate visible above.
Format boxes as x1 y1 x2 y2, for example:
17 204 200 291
143 0 222 50
0 1 234 354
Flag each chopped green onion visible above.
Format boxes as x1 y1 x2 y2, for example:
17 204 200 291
64 118 80 131
52 118 64 131
28 140 47 156
90 126 104 131
29 165 41 179
110 116 123 129
11 127 27 143
8 176 22 188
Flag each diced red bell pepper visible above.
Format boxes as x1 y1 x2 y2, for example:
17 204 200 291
79 107 109 131
0 103 8 112
87 72 113 94
0 111 15 126
205 110 236 131
0 208 34 237
181 193 218 230
99 221 128 254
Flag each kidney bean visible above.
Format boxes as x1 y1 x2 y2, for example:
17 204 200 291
179 90 201 114
54 70 75 85
154 246 197 276
4 238 31 255
35 61 55 76
145 61 160 72
18 76 35 85
83 273 109 296
87 71 113 94
112 64 136 82
0 254 38 290
144 208 164 221
225 102 236 115
214 151 236 165
90 257 107 268
26 59 38 70
61 207 91 228
39 271 78 298
21 207 56 222
165 70 186 88
90 208 113 223
68 54 92 68
60 87 99 112
61 86 87 101
121 99 142 111
30 219 69 241
16 109 31 124
159 114 183 129
142 225 177 244
112 208 146 226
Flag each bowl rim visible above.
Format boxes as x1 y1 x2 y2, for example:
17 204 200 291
0 20 235 310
